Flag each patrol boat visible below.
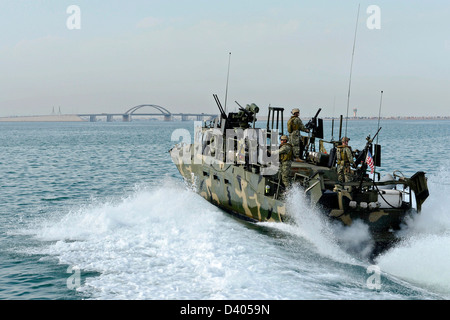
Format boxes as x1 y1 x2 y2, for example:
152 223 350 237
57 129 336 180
169 95 429 253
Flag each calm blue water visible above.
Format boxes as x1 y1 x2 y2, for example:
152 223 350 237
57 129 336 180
1 119 449 300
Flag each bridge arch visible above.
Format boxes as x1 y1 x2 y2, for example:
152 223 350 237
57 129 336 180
125 104 171 115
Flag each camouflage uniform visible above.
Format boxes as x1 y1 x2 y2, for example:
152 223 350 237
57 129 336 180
336 137 354 183
287 111 309 159
273 137 293 189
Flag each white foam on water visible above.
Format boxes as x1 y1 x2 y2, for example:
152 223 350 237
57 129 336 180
20 173 448 299
260 185 374 265
23 179 354 299
376 166 450 296
22 179 230 298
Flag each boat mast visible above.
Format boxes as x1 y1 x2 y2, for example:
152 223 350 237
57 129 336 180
345 3 361 138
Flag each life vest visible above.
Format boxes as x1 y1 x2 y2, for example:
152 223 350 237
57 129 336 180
287 116 301 133
280 143 293 162
337 145 352 165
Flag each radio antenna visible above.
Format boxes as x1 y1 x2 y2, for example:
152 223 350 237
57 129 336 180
345 3 361 137
373 90 384 178
376 90 383 145
224 52 232 114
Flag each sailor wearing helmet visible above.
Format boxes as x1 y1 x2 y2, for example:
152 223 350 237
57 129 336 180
272 135 293 189
336 136 355 182
287 108 309 159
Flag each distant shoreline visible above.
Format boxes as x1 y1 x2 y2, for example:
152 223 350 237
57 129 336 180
0 115 85 122
320 116 450 121
0 114 449 122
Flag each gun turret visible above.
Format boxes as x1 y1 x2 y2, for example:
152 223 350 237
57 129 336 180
226 103 260 129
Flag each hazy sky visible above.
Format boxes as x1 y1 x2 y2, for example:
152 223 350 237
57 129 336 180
1 0 449 117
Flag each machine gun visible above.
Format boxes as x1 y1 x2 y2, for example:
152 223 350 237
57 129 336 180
305 108 324 139
362 127 382 166
302 108 323 156
355 127 382 185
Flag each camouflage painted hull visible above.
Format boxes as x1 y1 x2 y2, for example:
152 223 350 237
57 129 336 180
170 146 286 223
169 144 425 241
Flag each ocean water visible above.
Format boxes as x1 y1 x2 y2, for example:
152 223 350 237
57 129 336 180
0 119 449 300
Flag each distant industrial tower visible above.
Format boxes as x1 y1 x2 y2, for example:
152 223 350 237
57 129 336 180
353 108 358 118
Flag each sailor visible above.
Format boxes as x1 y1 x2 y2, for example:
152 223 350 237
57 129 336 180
336 136 355 182
272 135 294 189
287 108 309 159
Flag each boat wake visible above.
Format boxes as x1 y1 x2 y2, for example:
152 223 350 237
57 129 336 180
260 185 375 265
24 178 382 299
20 179 250 299
17 171 449 299
259 167 450 298
375 166 450 296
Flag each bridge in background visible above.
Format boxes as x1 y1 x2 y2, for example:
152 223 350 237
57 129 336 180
78 104 217 122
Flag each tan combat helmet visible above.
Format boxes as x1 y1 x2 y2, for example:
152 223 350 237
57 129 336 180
280 135 288 141
342 136 350 142
291 108 300 115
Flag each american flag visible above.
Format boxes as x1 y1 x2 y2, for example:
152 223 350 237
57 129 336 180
366 150 375 174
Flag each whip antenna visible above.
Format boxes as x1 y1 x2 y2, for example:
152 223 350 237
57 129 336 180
345 3 361 137
376 90 383 145
372 90 384 179
224 52 232 114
